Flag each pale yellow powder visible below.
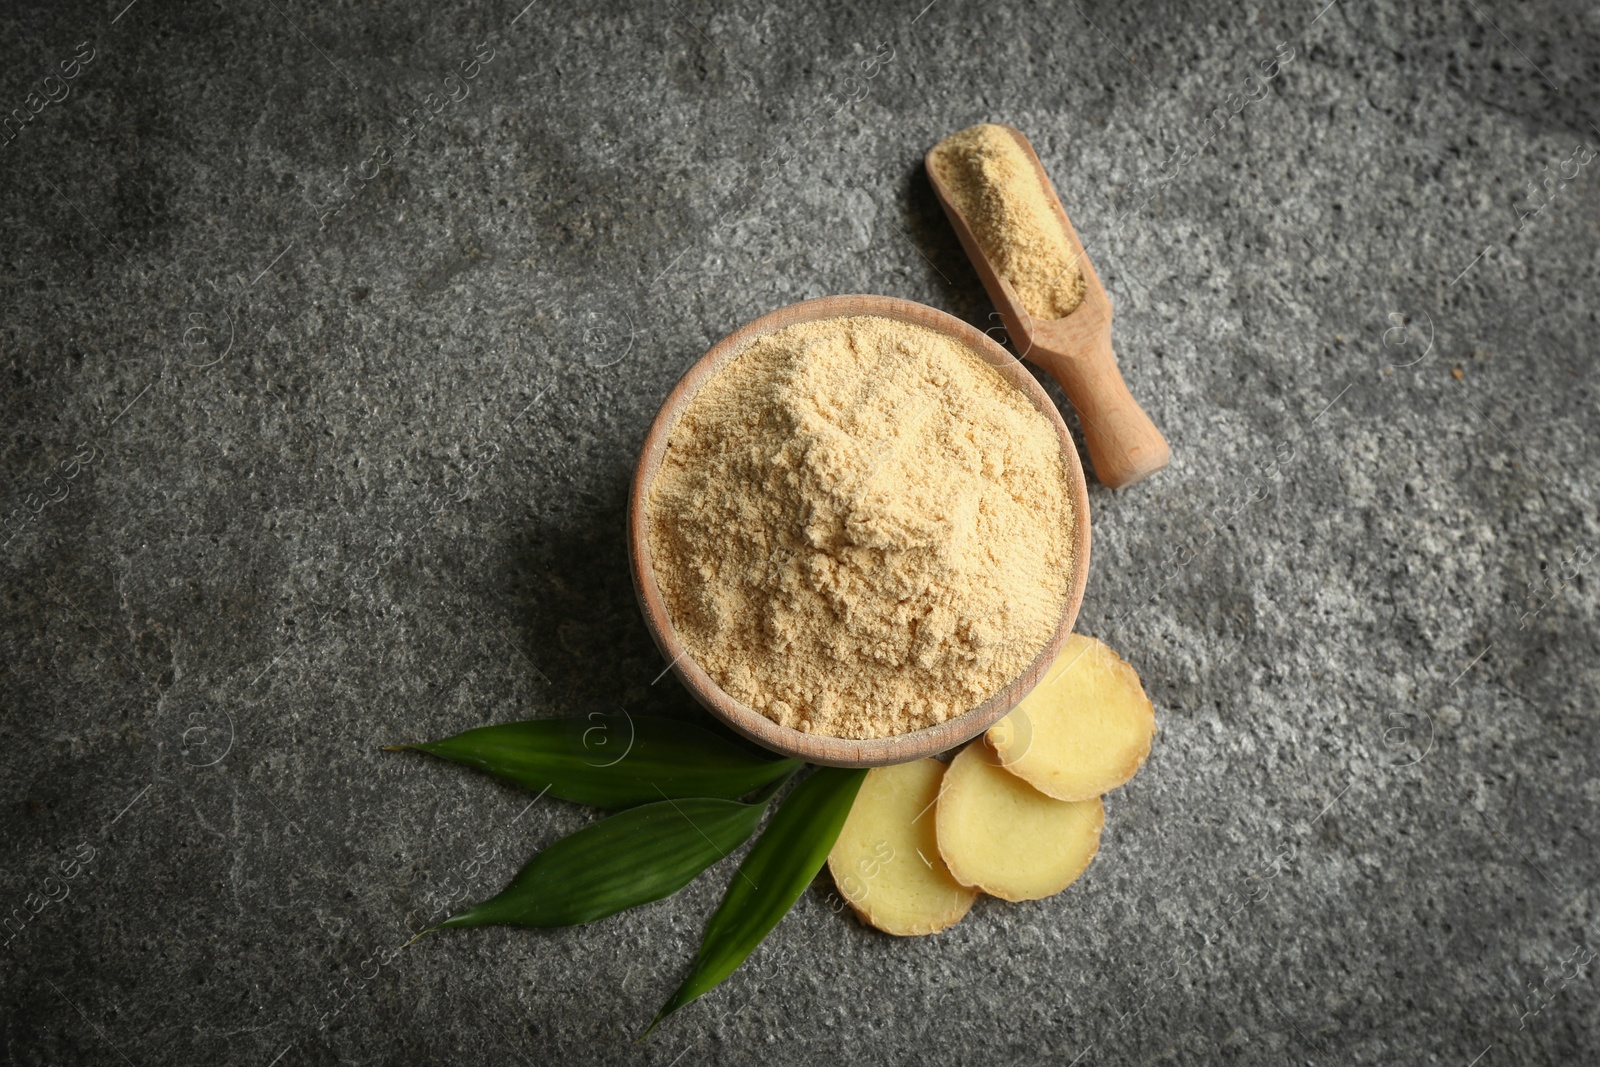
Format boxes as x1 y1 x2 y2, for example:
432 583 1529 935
928 123 1086 320
645 315 1076 739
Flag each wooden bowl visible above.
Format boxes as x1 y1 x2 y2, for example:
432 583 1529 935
627 295 1091 767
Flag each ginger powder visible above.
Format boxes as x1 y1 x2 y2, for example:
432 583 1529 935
927 123 1086 320
645 315 1076 739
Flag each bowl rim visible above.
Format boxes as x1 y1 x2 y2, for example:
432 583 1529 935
626 294 1092 767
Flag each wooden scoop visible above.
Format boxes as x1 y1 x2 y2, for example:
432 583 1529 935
926 124 1170 489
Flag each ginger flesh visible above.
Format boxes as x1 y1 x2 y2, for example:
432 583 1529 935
987 634 1156 802
935 743 1102 902
829 758 978 936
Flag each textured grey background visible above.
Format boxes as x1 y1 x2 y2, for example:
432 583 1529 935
2 0 1597 1063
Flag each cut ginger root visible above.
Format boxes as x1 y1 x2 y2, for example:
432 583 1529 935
935 743 1103 902
828 758 978 936
987 633 1155 802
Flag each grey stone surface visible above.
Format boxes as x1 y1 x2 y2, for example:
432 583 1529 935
2 0 1598 1063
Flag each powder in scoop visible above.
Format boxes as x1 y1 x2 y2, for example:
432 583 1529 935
928 123 1086 320
645 315 1076 739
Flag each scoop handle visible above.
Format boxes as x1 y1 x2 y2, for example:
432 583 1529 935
1030 328 1169 489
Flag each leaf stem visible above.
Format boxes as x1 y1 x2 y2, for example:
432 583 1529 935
402 925 440 950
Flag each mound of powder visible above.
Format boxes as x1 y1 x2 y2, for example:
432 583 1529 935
645 315 1076 739
927 123 1086 320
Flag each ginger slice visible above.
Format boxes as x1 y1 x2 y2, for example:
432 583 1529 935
935 743 1102 902
828 758 978 935
988 634 1155 802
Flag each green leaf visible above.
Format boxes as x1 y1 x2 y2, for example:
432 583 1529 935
438 782 791 929
391 714 801 808
644 766 867 1037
